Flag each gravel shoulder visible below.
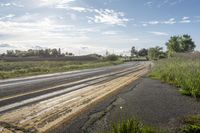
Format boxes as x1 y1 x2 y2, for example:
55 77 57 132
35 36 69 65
52 77 200 133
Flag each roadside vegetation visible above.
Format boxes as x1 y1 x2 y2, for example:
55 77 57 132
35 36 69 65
149 53 200 98
103 118 163 133
0 47 125 79
0 59 123 79
149 34 200 98
103 116 200 133
180 115 200 133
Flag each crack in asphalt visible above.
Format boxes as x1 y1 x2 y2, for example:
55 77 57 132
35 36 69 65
81 79 142 133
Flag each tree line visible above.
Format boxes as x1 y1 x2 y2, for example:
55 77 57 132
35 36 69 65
0 48 74 57
131 34 196 60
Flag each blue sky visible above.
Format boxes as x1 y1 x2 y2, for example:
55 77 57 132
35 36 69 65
0 0 199 55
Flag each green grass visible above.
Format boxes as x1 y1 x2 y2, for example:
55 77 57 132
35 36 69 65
149 53 200 98
0 60 123 79
103 118 163 133
180 115 200 133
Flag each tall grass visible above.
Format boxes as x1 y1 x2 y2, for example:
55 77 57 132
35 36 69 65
0 60 123 79
104 118 162 133
149 52 200 98
181 115 200 133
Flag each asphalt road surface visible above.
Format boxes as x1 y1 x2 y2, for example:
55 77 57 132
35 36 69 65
0 61 150 133
0 62 146 113
52 77 200 133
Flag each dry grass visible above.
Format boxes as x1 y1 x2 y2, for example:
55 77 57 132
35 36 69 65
0 60 123 79
149 52 200 98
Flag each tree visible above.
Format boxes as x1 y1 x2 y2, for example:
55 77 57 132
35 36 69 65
6 50 15 57
106 54 119 61
131 46 138 57
138 48 148 57
181 34 195 52
51 49 59 57
148 46 163 60
166 34 196 56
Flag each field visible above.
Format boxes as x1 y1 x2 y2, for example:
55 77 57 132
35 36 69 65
0 60 123 79
149 52 200 98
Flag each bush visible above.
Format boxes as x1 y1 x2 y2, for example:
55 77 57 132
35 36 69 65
106 55 119 61
181 115 200 133
149 53 200 98
104 118 162 133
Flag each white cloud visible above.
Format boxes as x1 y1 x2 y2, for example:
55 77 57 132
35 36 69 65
0 17 94 46
69 7 88 12
102 31 118 35
142 24 148 27
182 16 189 20
0 2 24 8
131 38 139 42
144 1 153 7
149 31 169 36
0 43 13 48
148 21 159 25
170 0 185 5
142 18 176 26
180 16 191 23
180 20 191 23
0 14 15 20
163 18 176 24
88 9 129 26
39 0 75 7
157 0 185 8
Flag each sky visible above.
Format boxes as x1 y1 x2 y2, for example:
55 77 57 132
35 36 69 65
0 0 200 55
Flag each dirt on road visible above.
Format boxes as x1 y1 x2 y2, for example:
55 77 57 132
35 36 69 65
0 64 149 133
52 77 200 133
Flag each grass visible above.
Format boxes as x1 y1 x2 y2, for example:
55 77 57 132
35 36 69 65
180 115 200 133
102 116 200 133
149 53 200 98
103 118 163 133
0 60 123 79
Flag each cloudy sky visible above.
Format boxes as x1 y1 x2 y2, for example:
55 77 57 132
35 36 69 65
0 0 200 55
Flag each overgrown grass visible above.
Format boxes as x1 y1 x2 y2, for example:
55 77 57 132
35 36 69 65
103 118 163 133
149 53 200 98
0 60 123 79
180 115 200 133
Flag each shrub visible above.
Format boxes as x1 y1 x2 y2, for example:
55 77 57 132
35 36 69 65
149 53 200 98
105 118 162 133
106 55 119 61
180 115 200 133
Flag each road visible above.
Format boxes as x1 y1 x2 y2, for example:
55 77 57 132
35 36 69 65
0 62 150 133
0 62 142 98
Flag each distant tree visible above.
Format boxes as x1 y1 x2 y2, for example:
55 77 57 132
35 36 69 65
166 34 196 56
3 48 69 57
68 53 74 56
148 46 163 60
44 49 51 57
106 54 119 61
58 48 61 56
105 50 109 56
51 49 58 57
6 50 15 57
66 52 74 56
39 49 45 57
131 46 138 57
138 48 148 57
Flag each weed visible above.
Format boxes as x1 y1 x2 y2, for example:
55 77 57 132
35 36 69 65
149 53 200 98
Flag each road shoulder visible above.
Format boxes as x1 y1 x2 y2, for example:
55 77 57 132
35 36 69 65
51 77 200 133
